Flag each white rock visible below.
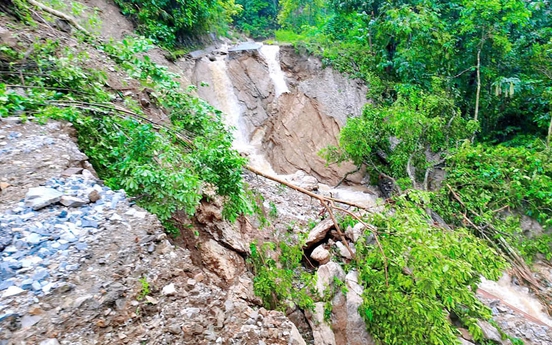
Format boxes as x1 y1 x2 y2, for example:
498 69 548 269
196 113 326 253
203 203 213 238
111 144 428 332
81 169 96 180
24 187 63 210
110 214 122 222
345 223 365 243
162 283 176 296
477 320 503 343
39 339 60 345
306 302 337 345
335 241 354 260
310 245 330 264
21 256 43 268
316 261 345 296
3 286 25 297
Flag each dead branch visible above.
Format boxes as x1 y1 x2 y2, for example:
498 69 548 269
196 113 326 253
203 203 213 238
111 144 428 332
246 165 376 259
331 203 389 287
446 184 551 314
246 165 377 212
26 0 90 35
335 165 361 188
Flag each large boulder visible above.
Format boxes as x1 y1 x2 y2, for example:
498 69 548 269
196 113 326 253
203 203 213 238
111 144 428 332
305 219 334 249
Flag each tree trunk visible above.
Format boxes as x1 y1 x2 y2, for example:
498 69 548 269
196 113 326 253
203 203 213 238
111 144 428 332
474 49 481 123
546 110 552 148
471 48 481 142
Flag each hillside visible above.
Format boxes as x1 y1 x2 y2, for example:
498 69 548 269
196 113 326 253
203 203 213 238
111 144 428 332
0 1 551 345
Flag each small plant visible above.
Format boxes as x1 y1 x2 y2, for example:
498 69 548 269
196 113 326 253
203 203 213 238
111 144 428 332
249 241 316 311
137 276 150 301
268 201 278 218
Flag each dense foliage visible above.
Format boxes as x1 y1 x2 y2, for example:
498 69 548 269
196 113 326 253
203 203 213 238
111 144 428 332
113 0 241 48
356 192 506 344
233 0 279 38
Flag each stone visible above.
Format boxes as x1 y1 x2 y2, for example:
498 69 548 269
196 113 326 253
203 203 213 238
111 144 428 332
335 241 354 260
21 314 42 328
60 167 83 177
306 302 336 345
345 223 365 243
289 322 308 345
195 200 248 254
316 261 345 296
0 182 10 191
24 187 63 210
33 268 50 281
289 170 319 191
88 190 101 203
60 196 88 207
200 239 245 282
39 339 60 345
82 169 96 180
162 283 176 296
344 271 374 345
310 245 330 264
3 286 25 297
26 233 42 245
305 218 334 248
477 320 503 343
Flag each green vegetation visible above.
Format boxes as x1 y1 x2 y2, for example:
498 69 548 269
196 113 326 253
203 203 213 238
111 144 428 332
113 0 242 48
137 276 151 300
248 240 316 311
233 0 278 38
356 192 506 344
233 0 551 344
0 14 251 234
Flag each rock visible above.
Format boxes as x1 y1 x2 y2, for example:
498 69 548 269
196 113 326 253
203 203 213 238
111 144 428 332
345 223 365 243
459 339 475 345
162 283 176 296
477 320 503 343
88 190 101 203
289 322 308 345
20 314 42 328
289 170 319 191
81 169 96 180
335 241 354 260
311 245 330 264
60 196 88 207
195 200 248 254
0 227 12 251
39 339 60 345
305 219 334 248
0 182 10 190
306 302 336 345
200 239 245 282
60 167 83 177
24 187 63 210
344 271 374 345
316 261 345 296
3 286 25 297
